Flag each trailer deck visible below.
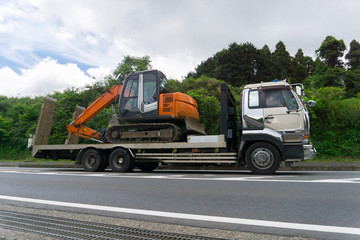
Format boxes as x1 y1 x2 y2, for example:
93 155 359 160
33 135 238 165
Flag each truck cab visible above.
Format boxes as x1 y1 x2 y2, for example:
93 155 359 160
238 81 316 174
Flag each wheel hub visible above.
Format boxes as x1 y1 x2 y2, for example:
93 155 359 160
252 148 273 169
88 156 96 167
117 157 124 164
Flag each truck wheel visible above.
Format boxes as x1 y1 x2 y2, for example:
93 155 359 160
137 162 159 172
109 148 134 172
82 149 106 172
245 142 281 175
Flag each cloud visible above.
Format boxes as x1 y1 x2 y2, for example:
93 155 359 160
0 57 110 97
1 0 360 97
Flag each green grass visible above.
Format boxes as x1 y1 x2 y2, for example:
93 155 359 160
308 155 360 162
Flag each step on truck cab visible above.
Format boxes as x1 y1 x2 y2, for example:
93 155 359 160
32 80 316 174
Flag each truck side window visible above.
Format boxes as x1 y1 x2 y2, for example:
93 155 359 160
264 89 285 108
282 89 299 110
249 90 260 108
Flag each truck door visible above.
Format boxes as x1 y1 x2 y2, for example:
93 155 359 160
263 87 304 131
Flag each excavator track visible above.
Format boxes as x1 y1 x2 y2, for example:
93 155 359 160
105 122 183 143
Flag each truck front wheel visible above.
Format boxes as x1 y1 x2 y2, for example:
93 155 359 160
82 149 106 172
109 148 134 172
245 142 281 174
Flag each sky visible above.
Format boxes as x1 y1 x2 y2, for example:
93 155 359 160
0 0 359 97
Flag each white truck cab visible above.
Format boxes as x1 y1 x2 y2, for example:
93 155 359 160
239 81 316 174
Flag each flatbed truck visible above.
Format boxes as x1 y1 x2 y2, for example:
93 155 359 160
32 82 316 174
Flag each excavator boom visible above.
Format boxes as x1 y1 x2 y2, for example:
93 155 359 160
66 84 122 141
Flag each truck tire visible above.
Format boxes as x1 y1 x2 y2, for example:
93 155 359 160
82 149 106 172
245 142 281 175
137 162 159 172
109 148 134 172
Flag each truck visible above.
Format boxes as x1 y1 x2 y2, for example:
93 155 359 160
31 70 316 174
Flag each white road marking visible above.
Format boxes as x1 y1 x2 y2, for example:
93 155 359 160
1 169 360 183
0 195 359 236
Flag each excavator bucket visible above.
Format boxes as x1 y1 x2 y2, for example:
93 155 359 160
185 117 206 135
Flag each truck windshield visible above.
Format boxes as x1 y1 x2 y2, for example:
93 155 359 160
282 89 298 110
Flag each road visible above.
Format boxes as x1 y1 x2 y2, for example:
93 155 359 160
0 167 359 239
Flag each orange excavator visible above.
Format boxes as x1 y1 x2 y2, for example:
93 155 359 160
66 70 205 143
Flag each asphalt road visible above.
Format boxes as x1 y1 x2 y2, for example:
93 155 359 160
0 168 359 239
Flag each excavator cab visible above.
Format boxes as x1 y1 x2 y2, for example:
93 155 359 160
119 70 166 122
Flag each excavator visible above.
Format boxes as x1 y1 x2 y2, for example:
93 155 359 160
66 70 206 143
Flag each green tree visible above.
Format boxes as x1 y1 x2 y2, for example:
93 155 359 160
256 45 277 82
316 36 346 68
0 96 43 159
293 49 309 83
186 89 221 135
214 42 260 86
167 79 183 92
304 67 345 88
345 39 360 69
307 87 360 156
192 56 216 79
272 41 293 80
344 69 360 97
108 55 152 86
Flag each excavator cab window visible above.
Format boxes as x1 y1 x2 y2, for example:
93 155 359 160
159 72 168 93
143 72 157 104
120 74 139 114
140 71 158 114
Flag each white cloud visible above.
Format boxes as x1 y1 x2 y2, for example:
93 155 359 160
0 57 109 97
1 0 360 97
86 66 112 81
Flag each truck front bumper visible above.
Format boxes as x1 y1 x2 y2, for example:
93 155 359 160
304 145 316 160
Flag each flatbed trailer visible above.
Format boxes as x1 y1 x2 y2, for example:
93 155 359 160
31 83 316 174
33 135 237 165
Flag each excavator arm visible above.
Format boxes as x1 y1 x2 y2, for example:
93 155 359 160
66 84 123 142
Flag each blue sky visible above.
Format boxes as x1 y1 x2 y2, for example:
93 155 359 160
1 0 359 97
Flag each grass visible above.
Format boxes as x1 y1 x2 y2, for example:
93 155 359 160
308 155 360 162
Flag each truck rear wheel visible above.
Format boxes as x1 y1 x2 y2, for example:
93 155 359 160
137 162 159 172
82 149 106 172
109 148 134 172
245 142 281 175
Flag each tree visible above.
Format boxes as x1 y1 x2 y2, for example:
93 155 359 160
344 69 360 97
293 49 308 83
110 56 152 85
345 39 360 69
256 45 277 82
316 36 346 68
214 42 260 86
272 41 294 81
193 56 216 79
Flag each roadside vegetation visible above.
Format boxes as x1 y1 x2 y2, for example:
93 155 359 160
0 36 359 160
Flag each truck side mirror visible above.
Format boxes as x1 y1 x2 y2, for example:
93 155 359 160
295 86 302 97
307 100 316 107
